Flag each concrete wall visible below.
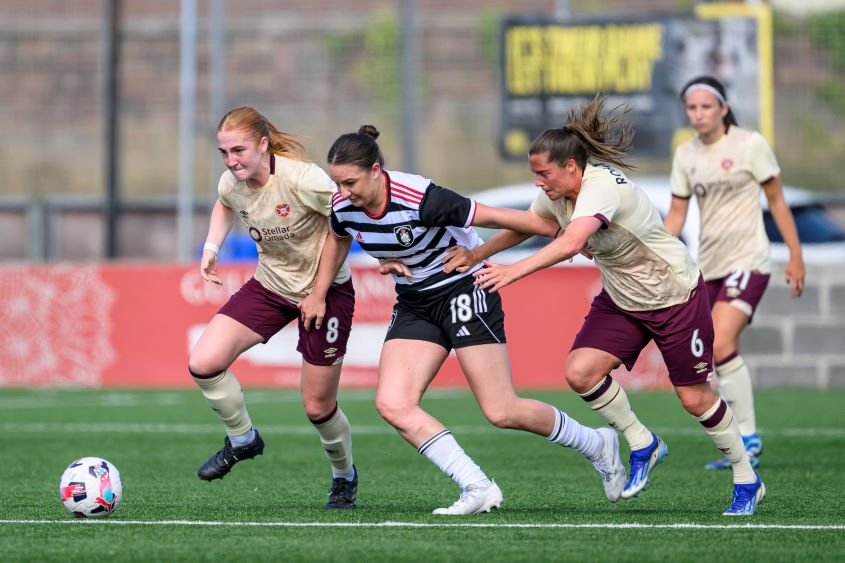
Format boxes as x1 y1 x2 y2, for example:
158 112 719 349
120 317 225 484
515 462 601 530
745 262 845 388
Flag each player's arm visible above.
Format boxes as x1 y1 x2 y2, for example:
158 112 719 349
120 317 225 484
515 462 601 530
474 216 602 292
200 199 235 285
663 196 690 237
299 225 353 331
443 202 559 273
443 229 533 273
471 203 560 237
762 175 805 297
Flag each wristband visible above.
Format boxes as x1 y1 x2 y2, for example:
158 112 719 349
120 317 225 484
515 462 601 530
203 242 220 255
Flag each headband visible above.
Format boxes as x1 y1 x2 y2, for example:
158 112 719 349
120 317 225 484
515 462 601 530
682 83 726 104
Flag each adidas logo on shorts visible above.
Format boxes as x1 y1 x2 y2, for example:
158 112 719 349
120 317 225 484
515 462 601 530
456 325 471 337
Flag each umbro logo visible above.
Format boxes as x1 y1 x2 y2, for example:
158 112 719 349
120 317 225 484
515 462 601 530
456 325 471 337
694 361 710 374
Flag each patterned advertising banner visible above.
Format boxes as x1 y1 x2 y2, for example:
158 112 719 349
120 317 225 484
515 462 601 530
0 263 671 390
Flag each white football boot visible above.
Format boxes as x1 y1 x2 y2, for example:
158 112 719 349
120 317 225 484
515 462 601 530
432 480 503 515
591 427 626 502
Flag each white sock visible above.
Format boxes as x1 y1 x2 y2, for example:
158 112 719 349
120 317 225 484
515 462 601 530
547 408 602 460
697 399 755 484
418 430 491 490
716 355 757 436
579 375 653 451
192 369 253 438
310 405 354 477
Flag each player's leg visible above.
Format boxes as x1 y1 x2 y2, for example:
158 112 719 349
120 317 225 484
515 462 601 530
188 313 265 480
188 277 291 480
706 273 769 469
376 332 500 515
457 343 625 502
660 277 763 514
298 279 357 508
564 292 664 499
674 384 764 515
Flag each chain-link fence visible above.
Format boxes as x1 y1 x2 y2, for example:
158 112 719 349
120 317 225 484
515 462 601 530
1 0 842 260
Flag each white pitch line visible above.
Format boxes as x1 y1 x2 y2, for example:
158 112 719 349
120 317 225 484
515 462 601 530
0 520 842 530
0 422 843 438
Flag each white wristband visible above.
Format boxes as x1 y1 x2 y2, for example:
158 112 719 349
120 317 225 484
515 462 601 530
203 242 220 255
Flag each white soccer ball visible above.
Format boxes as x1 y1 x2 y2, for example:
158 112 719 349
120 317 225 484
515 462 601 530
59 457 123 518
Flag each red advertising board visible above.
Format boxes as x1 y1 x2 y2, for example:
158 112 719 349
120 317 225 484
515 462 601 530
0 264 670 389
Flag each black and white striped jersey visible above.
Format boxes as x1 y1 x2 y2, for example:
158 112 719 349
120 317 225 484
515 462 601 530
330 169 483 293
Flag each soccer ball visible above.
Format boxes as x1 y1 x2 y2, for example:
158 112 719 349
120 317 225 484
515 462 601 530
59 457 123 518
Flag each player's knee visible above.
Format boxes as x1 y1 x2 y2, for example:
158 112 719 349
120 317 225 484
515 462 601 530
374 394 408 427
564 360 599 393
302 397 335 421
677 386 718 417
187 350 227 379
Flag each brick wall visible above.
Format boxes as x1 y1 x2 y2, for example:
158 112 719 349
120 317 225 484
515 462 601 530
744 263 845 389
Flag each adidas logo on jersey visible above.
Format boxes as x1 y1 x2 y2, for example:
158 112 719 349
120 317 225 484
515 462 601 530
456 325 471 337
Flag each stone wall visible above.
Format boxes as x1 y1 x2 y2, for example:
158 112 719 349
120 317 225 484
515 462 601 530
745 262 845 388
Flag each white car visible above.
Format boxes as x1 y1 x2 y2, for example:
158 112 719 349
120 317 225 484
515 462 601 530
471 176 845 266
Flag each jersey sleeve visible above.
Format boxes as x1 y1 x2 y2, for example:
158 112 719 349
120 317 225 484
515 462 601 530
329 210 349 237
669 148 692 198
297 163 337 216
571 178 622 225
529 192 557 220
216 172 235 208
419 184 475 228
747 132 781 183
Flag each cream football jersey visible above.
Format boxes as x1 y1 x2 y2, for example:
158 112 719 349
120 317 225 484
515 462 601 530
670 126 780 280
218 154 351 304
532 163 700 312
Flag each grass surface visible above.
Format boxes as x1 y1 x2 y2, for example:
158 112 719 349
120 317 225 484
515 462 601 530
0 388 843 562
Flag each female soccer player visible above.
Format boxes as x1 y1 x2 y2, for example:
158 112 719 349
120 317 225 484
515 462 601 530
188 107 358 509
664 76 804 470
326 125 626 515
457 95 764 515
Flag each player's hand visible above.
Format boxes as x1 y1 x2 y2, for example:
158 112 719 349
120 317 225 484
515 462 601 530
379 259 412 280
298 294 326 331
200 250 223 285
785 255 805 298
442 245 478 273
473 260 519 293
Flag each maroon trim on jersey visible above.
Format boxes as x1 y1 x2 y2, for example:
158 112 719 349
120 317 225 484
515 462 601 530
595 213 609 229
760 175 776 185
270 154 276 175
699 399 728 428
672 193 692 201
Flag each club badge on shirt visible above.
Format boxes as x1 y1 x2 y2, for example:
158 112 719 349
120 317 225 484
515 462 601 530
394 225 414 247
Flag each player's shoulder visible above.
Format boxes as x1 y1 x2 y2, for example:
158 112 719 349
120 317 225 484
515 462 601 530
387 170 432 192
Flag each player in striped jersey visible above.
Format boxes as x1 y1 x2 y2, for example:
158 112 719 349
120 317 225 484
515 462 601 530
664 76 805 471
326 125 627 515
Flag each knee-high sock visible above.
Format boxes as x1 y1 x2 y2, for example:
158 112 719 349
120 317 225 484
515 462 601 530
418 430 490 489
546 407 602 460
192 369 252 437
697 399 756 484
579 375 653 451
311 404 354 476
716 354 757 436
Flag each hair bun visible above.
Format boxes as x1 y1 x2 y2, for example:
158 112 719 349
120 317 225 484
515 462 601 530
358 125 380 140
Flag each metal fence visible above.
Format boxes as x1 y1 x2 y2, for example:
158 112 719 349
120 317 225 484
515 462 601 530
1 0 842 261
